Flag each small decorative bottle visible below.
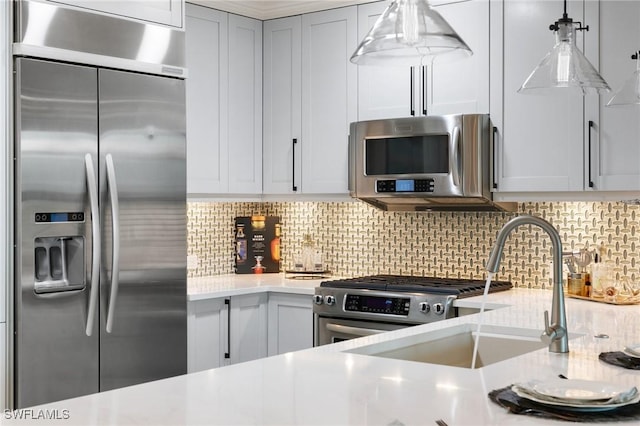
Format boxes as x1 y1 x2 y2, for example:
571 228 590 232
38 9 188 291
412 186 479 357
301 234 315 271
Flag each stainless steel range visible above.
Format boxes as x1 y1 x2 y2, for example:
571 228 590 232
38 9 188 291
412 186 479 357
313 275 512 346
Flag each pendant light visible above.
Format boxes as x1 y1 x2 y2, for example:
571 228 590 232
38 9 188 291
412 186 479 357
350 0 472 67
518 0 610 94
606 52 640 107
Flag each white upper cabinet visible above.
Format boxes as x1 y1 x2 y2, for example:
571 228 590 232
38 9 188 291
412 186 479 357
356 2 413 120
301 7 358 194
491 0 585 193
40 0 183 27
186 5 262 196
493 0 640 196
585 0 640 191
228 15 263 194
356 0 489 121
263 16 302 194
263 7 357 195
186 5 228 195
427 0 490 115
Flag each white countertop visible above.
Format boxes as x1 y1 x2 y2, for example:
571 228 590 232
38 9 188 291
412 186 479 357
7 282 640 425
187 273 328 300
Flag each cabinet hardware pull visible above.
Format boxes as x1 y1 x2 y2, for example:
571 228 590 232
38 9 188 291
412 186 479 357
588 121 594 188
410 67 415 116
225 298 231 359
422 66 427 116
292 138 298 192
492 127 498 189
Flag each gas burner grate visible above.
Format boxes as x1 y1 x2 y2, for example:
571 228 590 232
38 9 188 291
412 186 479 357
320 275 512 298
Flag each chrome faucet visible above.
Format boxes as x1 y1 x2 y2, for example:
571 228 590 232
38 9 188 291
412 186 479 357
486 215 569 353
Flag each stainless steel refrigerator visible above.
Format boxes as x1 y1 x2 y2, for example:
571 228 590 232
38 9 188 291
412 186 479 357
14 57 187 408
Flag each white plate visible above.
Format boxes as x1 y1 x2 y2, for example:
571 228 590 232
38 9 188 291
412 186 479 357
527 379 634 401
512 386 640 412
624 344 640 358
623 348 640 359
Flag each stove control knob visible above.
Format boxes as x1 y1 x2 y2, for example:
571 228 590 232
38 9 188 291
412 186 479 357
433 303 445 315
419 302 430 314
313 295 324 305
325 295 336 306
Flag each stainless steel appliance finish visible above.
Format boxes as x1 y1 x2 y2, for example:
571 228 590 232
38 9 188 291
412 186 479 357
313 275 512 346
348 114 517 212
14 57 187 408
14 1 186 77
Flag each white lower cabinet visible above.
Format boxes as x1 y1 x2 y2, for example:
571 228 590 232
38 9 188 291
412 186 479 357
267 293 313 356
229 293 268 364
188 292 313 372
188 294 268 373
188 297 227 372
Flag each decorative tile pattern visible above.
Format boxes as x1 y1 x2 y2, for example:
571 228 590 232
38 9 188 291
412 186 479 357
187 201 640 289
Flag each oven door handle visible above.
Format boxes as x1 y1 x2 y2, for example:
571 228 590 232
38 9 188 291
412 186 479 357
325 323 387 337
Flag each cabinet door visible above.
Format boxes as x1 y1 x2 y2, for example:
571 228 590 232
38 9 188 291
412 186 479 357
42 0 183 28
185 5 228 195
267 294 313 356
492 0 585 192
263 17 302 194
301 7 358 194
586 0 640 191
228 15 263 194
356 1 413 120
187 298 227 373
428 0 489 115
229 294 268 364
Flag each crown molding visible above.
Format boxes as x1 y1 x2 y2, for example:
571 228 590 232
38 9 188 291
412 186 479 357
189 0 374 20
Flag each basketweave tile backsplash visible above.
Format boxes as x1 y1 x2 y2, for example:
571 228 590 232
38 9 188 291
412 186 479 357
187 201 640 289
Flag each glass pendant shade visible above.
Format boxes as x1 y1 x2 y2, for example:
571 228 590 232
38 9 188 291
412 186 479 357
350 0 472 67
606 54 640 107
518 22 610 94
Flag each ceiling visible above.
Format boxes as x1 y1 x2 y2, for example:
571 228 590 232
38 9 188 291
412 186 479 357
189 0 373 20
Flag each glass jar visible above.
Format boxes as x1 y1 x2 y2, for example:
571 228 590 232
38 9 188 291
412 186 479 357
567 273 585 296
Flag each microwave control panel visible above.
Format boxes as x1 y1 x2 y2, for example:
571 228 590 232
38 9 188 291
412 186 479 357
376 179 434 193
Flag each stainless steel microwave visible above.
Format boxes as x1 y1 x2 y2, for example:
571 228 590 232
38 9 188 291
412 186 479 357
348 114 516 212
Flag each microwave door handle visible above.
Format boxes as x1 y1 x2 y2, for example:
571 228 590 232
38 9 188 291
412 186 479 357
451 127 461 188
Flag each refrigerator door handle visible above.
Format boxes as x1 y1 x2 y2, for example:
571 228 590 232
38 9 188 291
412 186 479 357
84 154 100 337
105 154 120 333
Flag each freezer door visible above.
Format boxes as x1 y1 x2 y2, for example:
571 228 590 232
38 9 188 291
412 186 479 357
98 69 187 390
14 58 100 408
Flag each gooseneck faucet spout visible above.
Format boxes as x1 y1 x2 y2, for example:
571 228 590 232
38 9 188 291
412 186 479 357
487 215 569 353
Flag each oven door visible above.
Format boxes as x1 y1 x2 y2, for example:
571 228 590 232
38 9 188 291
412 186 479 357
315 316 413 346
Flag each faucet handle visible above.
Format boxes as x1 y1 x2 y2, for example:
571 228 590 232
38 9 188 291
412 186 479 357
541 310 557 345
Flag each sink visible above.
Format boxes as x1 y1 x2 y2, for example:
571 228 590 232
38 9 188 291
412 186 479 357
346 323 581 369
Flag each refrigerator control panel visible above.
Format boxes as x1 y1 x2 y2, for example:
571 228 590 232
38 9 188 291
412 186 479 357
35 212 85 223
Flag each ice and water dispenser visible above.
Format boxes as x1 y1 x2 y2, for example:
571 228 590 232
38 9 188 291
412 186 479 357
33 212 86 293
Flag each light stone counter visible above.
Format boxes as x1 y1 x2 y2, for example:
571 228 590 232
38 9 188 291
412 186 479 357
5 287 640 425
187 273 334 300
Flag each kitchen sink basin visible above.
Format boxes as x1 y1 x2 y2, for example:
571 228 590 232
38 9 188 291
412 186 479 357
346 323 581 369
